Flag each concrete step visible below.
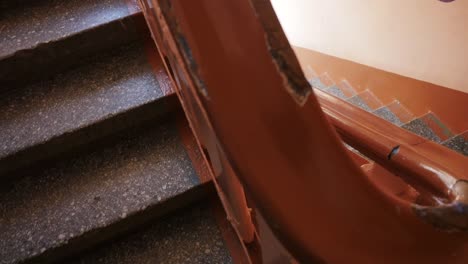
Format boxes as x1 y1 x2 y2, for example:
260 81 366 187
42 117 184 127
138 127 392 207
0 41 175 179
69 201 233 264
402 112 455 144
310 76 357 101
335 79 357 98
324 85 348 99
0 118 212 264
308 72 334 91
418 112 455 142
309 77 327 91
346 90 383 111
372 106 403 126
384 100 414 124
0 0 143 89
321 79 356 100
309 72 465 156
401 113 443 143
442 131 468 156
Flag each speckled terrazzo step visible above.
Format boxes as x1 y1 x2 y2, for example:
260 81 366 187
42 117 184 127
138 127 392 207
324 85 348 99
442 131 468 156
0 42 174 178
418 112 455 142
402 114 442 143
310 71 465 156
308 72 334 91
346 90 383 112
310 77 356 100
0 0 142 88
372 106 403 126
309 77 328 90
69 201 233 264
402 112 455 144
0 118 213 264
346 94 372 111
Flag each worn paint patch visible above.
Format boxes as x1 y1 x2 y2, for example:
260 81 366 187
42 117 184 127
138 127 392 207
413 180 468 232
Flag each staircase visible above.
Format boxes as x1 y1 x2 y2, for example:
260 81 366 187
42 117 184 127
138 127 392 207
2 1 466 263
309 72 468 156
0 0 235 263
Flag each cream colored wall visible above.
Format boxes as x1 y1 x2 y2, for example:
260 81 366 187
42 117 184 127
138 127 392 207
271 0 468 93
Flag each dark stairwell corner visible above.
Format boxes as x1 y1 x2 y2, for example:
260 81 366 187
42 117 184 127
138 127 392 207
0 0 237 263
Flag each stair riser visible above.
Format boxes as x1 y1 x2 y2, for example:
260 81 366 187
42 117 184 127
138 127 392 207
0 13 145 90
24 182 216 264
0 93 179 180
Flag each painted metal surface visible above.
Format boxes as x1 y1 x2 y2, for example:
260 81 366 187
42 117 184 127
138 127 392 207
139 0 468 262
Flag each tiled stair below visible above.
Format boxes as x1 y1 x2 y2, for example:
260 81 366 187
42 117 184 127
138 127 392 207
308 73 468 156
443 131 468 156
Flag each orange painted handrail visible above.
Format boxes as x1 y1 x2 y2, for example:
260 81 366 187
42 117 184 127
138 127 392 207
316 89 467 203
139 0 468 263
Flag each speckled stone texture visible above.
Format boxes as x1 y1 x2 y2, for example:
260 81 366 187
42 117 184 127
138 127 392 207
0 42 162 162
443 133 468 156
71 202 233 264
346 95 372 112
324 85 347 99
372 106 403 126
402 118 442 143
0 0 142 88
309 77 327 90
0 0 131 57
386 100 414 123
420 113 454 141
0 120 201 264
336 80 357 98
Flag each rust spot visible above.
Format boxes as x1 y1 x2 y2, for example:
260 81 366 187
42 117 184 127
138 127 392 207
269 47 311 106
413 202 468 232
413 181 468 232
159 0 210 99
251 2 311 106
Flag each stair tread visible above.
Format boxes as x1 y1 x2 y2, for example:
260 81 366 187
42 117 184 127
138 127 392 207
346 95 372 111
442 132 468 156
0 42 162 161
0 0 136 58
71 201 233 264
324 85 347 99
0 119 202 263
385 100 414 123
420 112 454 141
402 117 442 143
336 80 357 98
309 77 327 90
372 106 403 126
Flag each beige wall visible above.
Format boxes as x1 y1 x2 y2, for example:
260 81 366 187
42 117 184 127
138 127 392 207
271 0 468 93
